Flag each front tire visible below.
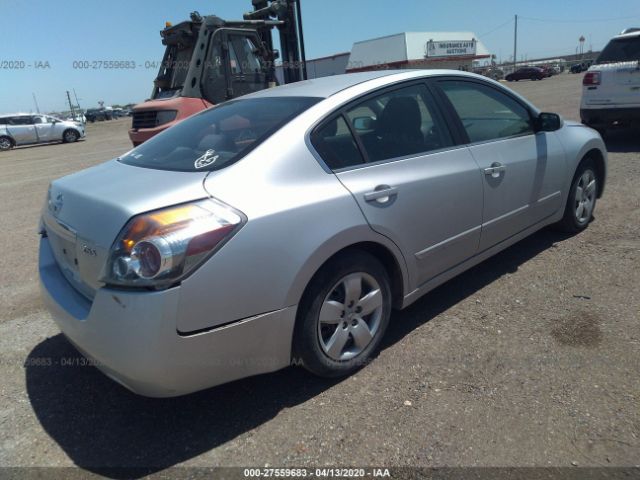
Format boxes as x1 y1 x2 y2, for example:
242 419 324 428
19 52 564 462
556 159 598 233
63 129 79 143
293 250 392 378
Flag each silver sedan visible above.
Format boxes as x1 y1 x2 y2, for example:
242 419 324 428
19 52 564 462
39 70 607 397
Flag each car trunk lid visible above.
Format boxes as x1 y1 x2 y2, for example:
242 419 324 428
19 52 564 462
42 160 209 299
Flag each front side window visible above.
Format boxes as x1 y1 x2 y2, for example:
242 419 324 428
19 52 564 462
344 84 451 162
119 96 320 172
438 81 534 143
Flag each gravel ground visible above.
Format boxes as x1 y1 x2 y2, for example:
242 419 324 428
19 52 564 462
0 74 639 476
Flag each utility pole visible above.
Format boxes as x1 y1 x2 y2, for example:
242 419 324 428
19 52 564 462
66 91 75 119
32 93 40 113
513 14 518 71
73 89 82 115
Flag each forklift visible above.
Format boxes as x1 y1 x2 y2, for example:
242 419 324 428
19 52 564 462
129 0 307 146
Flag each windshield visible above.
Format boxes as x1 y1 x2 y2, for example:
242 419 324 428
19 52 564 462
153 44 196 99
119 96 322 172
596 36 640 64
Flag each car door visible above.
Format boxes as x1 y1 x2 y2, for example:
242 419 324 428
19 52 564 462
226 32 268 98
33 115 56 142
6 115 37 145
311 82 484 288
432 78 566 252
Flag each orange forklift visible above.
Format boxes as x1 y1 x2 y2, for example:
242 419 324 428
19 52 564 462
129 0 307 146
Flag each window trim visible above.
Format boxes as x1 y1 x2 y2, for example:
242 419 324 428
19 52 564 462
307 78 458 173
427 76 539 147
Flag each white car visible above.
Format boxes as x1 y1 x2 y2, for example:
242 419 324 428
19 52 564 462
580 28 640 133
0 113 85 151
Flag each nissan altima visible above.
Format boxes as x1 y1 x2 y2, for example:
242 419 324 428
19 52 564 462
39 70 607 397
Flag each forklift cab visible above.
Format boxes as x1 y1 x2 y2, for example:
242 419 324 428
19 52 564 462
152 17 271 104
200 28 270 103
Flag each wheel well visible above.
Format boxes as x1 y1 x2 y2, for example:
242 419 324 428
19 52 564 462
582 148 605 197
308 242 405 310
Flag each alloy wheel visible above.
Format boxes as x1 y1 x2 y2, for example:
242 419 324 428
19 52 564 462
317 272 383 361
575 169 597 224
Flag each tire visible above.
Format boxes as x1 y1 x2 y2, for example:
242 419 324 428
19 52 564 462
62 129 79 143
0 136 13 151
292 250 392 378
556 159 598 233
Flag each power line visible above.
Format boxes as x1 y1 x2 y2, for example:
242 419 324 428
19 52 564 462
478 18 513 38
519 13 640 24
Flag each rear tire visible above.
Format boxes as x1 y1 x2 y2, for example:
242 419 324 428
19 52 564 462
556 159 599 233
0 136 13 151
292 250 392 378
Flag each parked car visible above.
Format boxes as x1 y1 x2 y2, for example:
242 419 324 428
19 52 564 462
0 113 84 151
580 29 640 132
85 108 112 122
475 66 504 81
39 70 607 397
571 61 594 74
66 114 86 124
505 67 546 81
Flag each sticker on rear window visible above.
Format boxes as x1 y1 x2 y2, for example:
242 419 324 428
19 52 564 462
194 149 219 169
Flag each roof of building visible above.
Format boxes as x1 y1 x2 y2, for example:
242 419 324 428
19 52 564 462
348 32 491 69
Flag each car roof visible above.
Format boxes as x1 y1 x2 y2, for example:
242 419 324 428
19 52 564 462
243 69 480 99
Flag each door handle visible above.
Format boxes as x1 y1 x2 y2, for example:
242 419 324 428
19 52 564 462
364 185 398 204
484 162 506 178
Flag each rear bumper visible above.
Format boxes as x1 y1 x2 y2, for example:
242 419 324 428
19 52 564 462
580 107 640 127
39 237 296 397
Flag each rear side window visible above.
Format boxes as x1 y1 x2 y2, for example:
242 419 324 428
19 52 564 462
120 96 320 172
0 117 6 125
345 84 451 162
597 36 640 63
311 116 364 170
438 81 533 143
8 116 32 125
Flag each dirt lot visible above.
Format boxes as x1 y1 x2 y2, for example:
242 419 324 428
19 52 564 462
1 74 639 475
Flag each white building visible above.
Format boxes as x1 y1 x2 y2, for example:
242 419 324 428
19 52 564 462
347 32 492 72
276 31 492 83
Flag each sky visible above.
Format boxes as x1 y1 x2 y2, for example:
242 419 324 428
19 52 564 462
1 0 639 113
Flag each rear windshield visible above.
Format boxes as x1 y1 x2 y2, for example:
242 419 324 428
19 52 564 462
596 36 640 64
119 96 321 172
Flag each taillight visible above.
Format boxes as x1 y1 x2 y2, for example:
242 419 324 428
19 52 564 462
583 71 601 86
102 198 245 288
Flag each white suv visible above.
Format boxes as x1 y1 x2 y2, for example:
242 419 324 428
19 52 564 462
580 28 640 133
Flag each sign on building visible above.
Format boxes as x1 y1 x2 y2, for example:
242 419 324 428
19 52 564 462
426 39 477 58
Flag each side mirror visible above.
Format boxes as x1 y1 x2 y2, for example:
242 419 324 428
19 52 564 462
536 112 562 132
352 116 376 131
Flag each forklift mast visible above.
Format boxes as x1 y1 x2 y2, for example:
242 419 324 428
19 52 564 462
244 0 307 84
